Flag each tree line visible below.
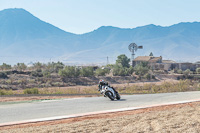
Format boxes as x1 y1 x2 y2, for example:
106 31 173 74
2 54 199 79
0 54 154 80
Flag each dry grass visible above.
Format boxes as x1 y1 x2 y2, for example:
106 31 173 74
117 80 199 94
39 87 98 95
0 80 199 96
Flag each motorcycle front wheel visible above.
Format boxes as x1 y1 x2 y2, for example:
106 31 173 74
105 91 115 101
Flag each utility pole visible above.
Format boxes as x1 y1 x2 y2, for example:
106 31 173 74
107 56 109 65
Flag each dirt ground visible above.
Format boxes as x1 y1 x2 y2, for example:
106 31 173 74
0 102 199 133
0 78 178 102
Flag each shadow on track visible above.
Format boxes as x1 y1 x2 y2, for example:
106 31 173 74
115 99 126 101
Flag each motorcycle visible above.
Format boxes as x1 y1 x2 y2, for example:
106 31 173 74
100 85 121 100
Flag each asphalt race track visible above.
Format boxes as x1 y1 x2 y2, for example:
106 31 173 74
0 91 200 124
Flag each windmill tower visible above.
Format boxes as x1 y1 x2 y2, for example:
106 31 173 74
128 43 143 61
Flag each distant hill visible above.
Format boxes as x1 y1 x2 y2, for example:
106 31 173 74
0 8 200 65
0 8 75 59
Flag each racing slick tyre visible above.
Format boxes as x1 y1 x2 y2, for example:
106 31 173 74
105 91 115 101
116 92 121 100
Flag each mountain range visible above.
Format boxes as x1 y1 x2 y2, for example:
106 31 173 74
0 8 200 65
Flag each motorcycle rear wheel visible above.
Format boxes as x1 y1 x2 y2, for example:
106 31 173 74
116 92 121 100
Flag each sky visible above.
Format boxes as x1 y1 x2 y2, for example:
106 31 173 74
0 0 200 34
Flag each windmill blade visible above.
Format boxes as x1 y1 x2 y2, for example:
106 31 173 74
128 42 143 63
138 46 143 49
128 43 134 51
129 43 137 52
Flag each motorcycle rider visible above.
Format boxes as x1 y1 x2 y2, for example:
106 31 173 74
98 79 120 100
98 79 108 92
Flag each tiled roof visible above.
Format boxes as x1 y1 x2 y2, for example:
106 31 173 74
149 57 162 63
134 56 152 61
134 56 161 63
162 60 176 63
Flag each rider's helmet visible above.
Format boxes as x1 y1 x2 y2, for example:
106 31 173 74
99 79 105 86
99 79 108 86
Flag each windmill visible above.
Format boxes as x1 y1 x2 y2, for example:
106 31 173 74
128 43 143 61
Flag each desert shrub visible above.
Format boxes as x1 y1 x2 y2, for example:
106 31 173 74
80 67 94 77
45 62 64 73
0 63 11 71
59 66 80 78
14 63 27 71
23 88 39 94
198 83 200 91
42 70 51 78
95 68 110 76
5 79 12 85
173 68 178 73
134 62 149 76
51 82 63 87
183 69 191 78
176 80 190 91
32 62 44 71
113 65 125 76
127 66 134 75
144 73 155 80
112 65 133 76
0 89 13 95
196 68 200 74
31 70 43 77
116 80 195 94
52 62 64 73
177 69 183 74
144 73 151 80
0 72 8 79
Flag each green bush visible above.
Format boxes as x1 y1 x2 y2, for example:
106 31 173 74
112 65 133 76
144 73 155 80
95 68 110 76
134 62 149 76
31 71 43 77
80 67 94 77
183 69 191 78
196 68 200 74
0 89 13 95
42 70 51 78
0 63 11 71
177 69 182 74
14 63 27 71
112 65 126 76
0 72 8 79
116 54 130 68
59 66 80 78
144 73 151 80
23 88 39 94
45 62 64 73
33 62 44 70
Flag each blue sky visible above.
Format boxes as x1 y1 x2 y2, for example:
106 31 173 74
0 0 200 34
